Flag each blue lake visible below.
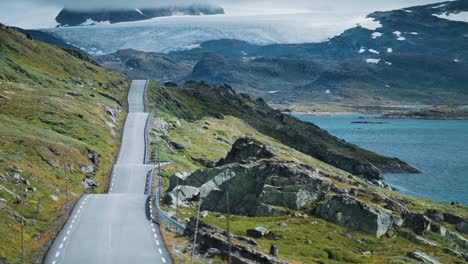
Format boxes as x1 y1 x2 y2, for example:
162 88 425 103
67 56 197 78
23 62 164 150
295 114 468 205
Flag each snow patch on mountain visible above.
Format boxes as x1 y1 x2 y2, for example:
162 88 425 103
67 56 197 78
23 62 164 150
185 43 201 50
366 58 381 64
434 12 468 23
371 32 383 39
369 49 380 54
80 19 111 26
355 17 382 30
432 4 447 9
393 31 406 41
387 48 393 53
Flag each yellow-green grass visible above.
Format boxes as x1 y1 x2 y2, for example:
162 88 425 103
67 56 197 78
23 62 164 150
174 207 464 264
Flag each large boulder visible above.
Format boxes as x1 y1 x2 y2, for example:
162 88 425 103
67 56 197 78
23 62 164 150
406 251 441 264
403 213 431 235
247 226 270 238
177 160 332 216
447 231 468 250
456 221 468 234
163 185 200 208
216 137 274 166
314 195 392 237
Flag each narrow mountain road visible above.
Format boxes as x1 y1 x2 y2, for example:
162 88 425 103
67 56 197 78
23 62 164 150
45 80 171 264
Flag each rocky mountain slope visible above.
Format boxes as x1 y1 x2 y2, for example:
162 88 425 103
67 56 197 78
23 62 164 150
55 5 225 27
149 81 419 181
96 49 196 82
97 0 468 109
0 24 128 263
147 81 468 263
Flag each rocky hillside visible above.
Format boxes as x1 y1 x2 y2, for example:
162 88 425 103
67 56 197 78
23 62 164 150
96 49 197 82
147 82 468 263
55 5 225 27
149 81 420 180
0 24 128 263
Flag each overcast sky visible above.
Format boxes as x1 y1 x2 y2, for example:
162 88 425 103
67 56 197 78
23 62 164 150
0 0 444 29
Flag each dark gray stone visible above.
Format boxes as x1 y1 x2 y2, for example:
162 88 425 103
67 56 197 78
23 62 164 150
216 137 274 166
399 230 437 246
406 251 441 264
247 226 269 238
314 195 392 237
164 185 200 208
456 221 468 234
175 160 331 216
404 213 431 235
269 244 278 257
425 210 444 222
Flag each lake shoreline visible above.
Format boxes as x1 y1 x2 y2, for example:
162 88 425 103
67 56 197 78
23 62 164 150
295 114 468 205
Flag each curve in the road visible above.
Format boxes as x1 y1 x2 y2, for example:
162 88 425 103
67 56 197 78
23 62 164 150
45 80 171 264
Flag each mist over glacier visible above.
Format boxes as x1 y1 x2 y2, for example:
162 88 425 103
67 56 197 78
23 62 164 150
42 12 382 54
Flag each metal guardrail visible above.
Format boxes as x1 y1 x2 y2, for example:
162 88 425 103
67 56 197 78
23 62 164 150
142 79 186 234
143 79 150 113
153 184 186 235
143 109 155 164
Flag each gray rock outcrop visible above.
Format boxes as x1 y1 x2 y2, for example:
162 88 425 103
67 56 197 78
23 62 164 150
447 231 468 250
185 218 288 264
406 251 441 264
399 230 437 246
164 185 200 208
314 195 393 237
216 137 274 166
456 221 468 234
403 213 431 235
169 160 333 216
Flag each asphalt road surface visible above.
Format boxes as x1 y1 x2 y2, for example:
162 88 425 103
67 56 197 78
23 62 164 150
45 80 171 264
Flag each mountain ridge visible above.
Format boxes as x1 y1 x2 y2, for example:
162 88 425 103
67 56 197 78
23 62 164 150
95 0 468 108
55 5 225 27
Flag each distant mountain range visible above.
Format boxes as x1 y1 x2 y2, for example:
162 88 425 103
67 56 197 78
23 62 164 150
95 0 468 107
32 0 468 108
55 5 225 27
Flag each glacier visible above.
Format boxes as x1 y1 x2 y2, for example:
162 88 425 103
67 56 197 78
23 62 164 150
42 13 381 55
